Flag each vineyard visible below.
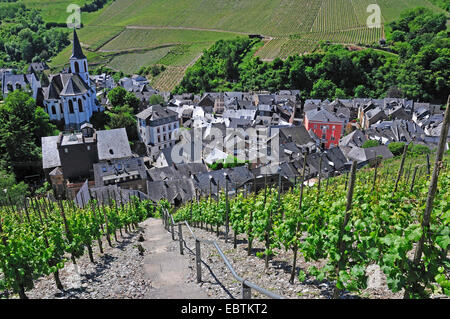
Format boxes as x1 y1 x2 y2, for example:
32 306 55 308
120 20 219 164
173 152 450 299
255 38 319 61
0 194 158 299
254 26 383 61
150 66 189 92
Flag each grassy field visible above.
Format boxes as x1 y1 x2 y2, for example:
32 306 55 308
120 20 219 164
30 0 446 91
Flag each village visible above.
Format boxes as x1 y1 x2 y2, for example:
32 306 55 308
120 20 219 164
0 0 449 301
1 30 444 205
1 30 447 207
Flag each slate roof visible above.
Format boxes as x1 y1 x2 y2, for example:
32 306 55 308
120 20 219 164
2 73 39 95
193 166 254 195
324 147 348 171
41 135 61 170
147 162 208 181
222 109 256 120
60 74 91 96
96 128 132 161
93 157 147 188
278 125 315 146
136 104 178 121
346 146 393 163
339 130 367 148
71 29 86 60
368 120 425 144
28 62 49 74
305 108 342 123
146 178 196 204
253 162 300 180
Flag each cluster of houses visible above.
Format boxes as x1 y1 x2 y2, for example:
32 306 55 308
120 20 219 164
41 85 447 205
2 30 448 206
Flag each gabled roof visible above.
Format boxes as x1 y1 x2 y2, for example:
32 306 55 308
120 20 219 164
96 128 132 161
347 146 393 163
305 108 342 123
278 125 315 146
146 178 196 204
339 130 367 148
41 135 61 170
93 157 147 187
59 73 90 96
136 104 178 121
147 162 208 181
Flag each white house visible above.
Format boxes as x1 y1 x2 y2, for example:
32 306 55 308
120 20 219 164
136 104 180 155
1 72 41 100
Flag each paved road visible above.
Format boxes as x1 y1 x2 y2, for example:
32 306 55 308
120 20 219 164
141 218 209 299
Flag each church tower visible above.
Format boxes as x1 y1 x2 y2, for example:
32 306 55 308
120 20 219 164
70 29 90 85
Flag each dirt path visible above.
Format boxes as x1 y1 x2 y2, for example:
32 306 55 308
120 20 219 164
125 25 252 36
141 218 209 299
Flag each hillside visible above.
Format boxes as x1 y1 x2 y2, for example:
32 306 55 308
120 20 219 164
23 0 447 91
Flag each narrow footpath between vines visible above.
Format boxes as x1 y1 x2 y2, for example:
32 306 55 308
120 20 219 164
142 218 209 299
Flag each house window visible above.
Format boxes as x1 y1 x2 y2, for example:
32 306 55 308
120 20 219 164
51 105 56 115
74 61 80 73
78 99 83 113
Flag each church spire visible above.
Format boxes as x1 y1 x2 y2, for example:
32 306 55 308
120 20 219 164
71 28 86 60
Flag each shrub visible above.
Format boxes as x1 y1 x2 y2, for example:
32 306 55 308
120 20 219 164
362 140 380 148
388 142 406 156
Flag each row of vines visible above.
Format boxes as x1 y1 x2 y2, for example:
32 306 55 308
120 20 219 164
173 152 449 298
0 194 158 299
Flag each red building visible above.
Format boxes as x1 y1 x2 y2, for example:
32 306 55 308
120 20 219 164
304 107 344 149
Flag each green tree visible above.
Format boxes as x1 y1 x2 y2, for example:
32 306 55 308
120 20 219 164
0 90 56 180
388 142 406 156
149 94 164 105
0 169 29 205
107 86 127 108
105 105 138 141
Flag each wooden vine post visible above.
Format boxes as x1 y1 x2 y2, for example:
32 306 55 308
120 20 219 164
404 95 450 299
393 143 408 193
290 155 307 284
333 160 357 299
316 154 323 202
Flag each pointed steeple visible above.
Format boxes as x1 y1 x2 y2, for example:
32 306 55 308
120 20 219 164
71 28 86 60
